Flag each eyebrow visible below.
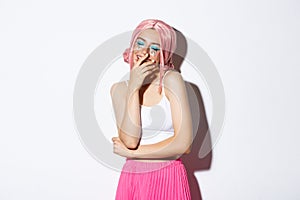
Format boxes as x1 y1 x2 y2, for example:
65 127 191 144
137 37 160 46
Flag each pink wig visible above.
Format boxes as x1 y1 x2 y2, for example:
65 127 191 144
123 19 177 94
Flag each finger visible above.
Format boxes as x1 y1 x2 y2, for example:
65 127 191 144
114 140 121 145
136 53 149 66
141 67 156 76
141 63 157 74
112 138 120 144
139 59 155 69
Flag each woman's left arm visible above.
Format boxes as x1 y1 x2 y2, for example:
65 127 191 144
113 71 193 159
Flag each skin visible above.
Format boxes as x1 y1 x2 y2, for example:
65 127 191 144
110 28 192 162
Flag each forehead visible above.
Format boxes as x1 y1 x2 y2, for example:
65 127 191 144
137 29 160 45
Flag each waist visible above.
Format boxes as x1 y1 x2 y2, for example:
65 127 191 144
123 158 183 173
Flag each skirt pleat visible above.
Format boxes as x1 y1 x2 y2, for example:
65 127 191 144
115 158 191 200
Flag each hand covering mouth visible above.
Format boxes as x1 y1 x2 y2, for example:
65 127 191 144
136 55 154 63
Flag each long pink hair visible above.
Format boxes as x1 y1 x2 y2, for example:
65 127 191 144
123 19 177 94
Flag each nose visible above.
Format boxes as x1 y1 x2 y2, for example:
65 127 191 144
141 46 150 54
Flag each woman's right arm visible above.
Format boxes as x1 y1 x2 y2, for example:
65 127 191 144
110 83 141 149
110 53 157 149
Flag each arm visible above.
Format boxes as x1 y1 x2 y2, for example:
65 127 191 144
110 83 141 149
110 54 157 149
130 71 193 159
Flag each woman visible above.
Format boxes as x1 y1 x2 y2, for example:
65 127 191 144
111 19 192 200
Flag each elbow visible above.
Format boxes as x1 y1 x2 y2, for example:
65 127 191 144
183 146 192 154
176 136 192 155
119 131 140 150
172 141 192 156
183 137 193 154
123 140 139 150
177 144 191 155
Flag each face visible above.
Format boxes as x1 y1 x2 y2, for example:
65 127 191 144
132 28 161 65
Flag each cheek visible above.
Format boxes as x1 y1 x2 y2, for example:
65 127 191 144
151 51 160 62
132 50 139 63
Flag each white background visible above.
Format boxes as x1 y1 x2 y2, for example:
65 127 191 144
1 0 299 199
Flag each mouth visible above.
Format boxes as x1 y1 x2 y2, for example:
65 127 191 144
136 55 145 60
136 55 153 62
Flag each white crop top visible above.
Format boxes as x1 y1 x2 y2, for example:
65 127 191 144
125 70 175 145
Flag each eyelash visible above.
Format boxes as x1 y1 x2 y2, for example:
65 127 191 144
137 41 144 46
136 40 160 51
150 46 160 51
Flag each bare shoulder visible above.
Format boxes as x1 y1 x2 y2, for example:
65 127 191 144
163 69 186 93
164 69 183 81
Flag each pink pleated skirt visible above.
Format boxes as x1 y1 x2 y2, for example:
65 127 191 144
115 158 191 200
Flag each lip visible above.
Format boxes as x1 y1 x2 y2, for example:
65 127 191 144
136 54 153 62
136 54 145 59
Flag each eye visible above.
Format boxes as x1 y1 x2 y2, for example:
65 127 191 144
150 45 160 51
149 45 160 55
136 40 145 47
